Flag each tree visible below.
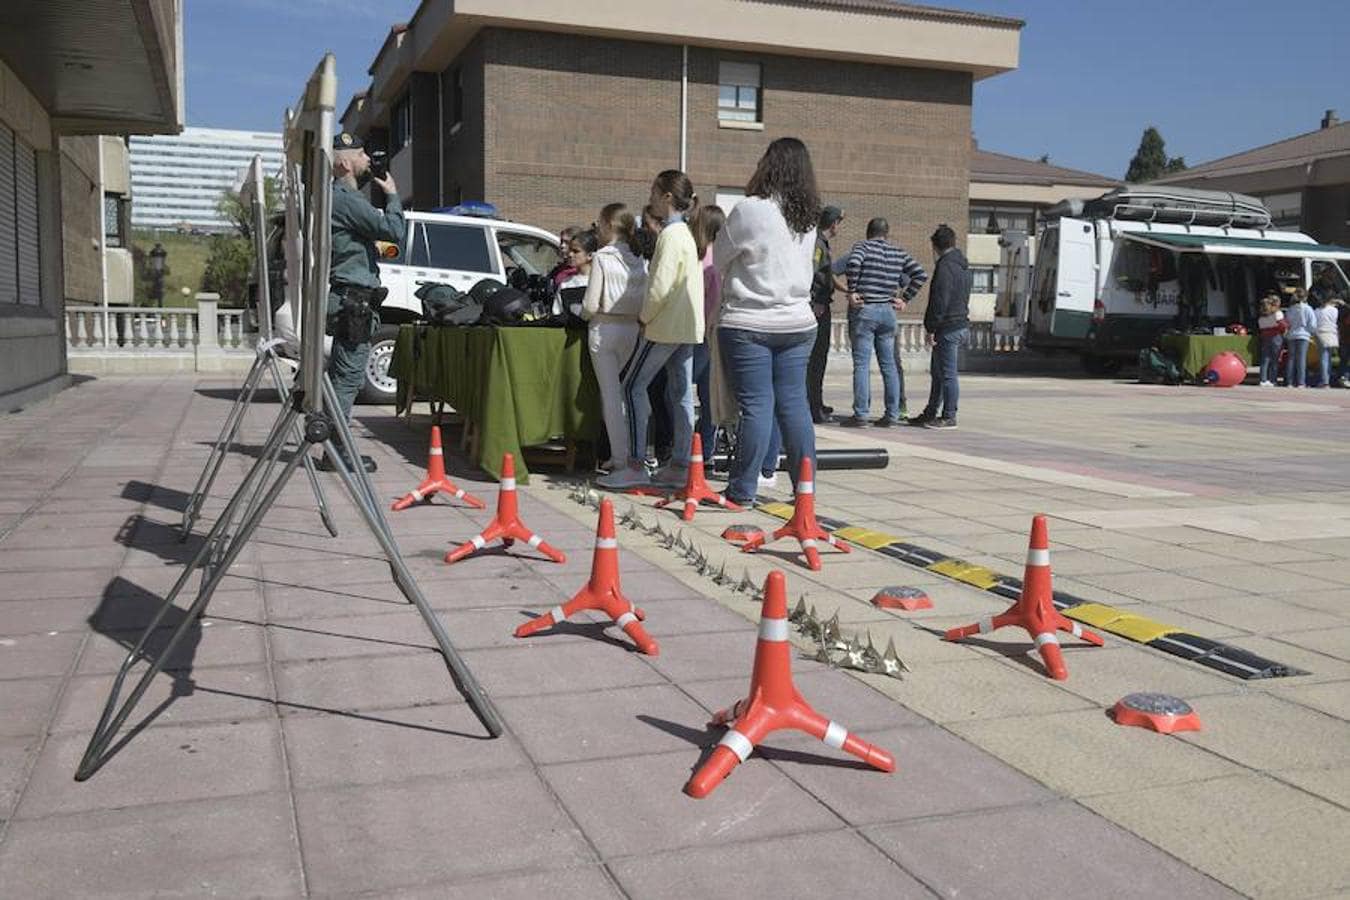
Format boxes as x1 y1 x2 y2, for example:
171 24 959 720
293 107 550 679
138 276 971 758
1125 127 1187 182
216 174 279 240
200 234 253 307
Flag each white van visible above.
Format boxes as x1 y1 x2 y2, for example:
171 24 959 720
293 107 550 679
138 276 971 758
361 210 561 402
1011 188 1350 373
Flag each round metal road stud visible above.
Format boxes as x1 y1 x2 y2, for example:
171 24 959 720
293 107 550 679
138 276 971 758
1111 693 1201 734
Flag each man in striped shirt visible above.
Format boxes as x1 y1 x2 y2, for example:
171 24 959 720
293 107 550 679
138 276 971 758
838 218 928 427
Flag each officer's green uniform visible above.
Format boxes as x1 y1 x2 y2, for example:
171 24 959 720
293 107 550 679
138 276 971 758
327 144 405 422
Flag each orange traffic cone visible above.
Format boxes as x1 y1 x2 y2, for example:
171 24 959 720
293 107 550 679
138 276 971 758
445 453 566 564
655 434 742 522
514 498 658 654
739 458 849 571
391 425 485 511
943 514 1103 679
685 570 894 799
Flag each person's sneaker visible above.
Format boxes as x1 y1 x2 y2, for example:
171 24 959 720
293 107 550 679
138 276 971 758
822 405 834 415
811 411 833 425
906 413 934 427
872 416 900 427
837 415 869 428
597 463 652 491
652 464 689 487
924 418 958 430
757 472 781 493
1259 380 1273 387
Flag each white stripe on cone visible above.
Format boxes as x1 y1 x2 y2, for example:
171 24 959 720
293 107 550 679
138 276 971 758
471 535 486 549
979 616 994 634
1027 548 1050 566
616 611 637 628
527 534 543 548
595 537 618 549
758 617 790 642
411 489 424 501
823 721 847 749
1034 632 1059 647
501 477 516 490
549 605 567 623
798 480 814 494
429 448 443 456
719 729 755 762
801 538 818 549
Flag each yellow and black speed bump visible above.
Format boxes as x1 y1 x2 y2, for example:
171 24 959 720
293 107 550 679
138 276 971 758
755 501 1307 680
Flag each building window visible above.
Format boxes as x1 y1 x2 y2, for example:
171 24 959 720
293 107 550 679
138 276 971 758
718 62 761 123
390 92 412 151
970 266 999 294
104 194 128 248
714 188 745 213
970 204 1033 235
0 123 42 306
448 67 463 128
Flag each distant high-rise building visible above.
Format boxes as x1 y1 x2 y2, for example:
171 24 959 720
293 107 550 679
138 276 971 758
129 127 284 232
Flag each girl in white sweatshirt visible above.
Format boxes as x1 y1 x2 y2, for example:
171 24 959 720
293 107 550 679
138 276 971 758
581 203 648 470
598 171 704 490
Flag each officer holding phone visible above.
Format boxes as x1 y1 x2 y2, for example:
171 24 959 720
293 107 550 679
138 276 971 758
322 132 404 473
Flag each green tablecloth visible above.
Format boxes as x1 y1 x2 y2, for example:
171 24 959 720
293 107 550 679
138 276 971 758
390 324 600 482
1159 334 1259 379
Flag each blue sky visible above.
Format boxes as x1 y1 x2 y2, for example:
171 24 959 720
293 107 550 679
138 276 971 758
187 0 1348 180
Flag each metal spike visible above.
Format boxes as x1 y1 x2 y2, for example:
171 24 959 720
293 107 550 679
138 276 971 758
821 610 841 647
694 555 709 576
881 636 908 678
673 530 687 552
789 596 809 623
860 631 884 673
813 633 837 666
713 560 729 585
843 636 868 671
738 568 756 594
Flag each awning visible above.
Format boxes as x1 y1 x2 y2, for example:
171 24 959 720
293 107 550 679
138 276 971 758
1121 231 1350 261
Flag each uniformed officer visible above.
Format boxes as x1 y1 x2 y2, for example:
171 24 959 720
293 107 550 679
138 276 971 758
320 131 405 473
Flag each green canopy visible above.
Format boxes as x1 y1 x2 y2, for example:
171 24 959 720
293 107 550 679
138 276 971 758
1121 231 1350 261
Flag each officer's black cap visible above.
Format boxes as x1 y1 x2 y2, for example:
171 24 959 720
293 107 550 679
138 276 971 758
333 132 364 151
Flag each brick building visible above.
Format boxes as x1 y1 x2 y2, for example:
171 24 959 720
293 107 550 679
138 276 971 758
341 0 1022 311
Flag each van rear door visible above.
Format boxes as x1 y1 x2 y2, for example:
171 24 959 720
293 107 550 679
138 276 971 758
1051 217 1096 338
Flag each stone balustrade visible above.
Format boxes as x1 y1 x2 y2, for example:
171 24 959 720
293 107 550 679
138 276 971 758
64 294 255 374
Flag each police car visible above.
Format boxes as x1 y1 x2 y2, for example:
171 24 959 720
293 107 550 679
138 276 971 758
363 202 561 403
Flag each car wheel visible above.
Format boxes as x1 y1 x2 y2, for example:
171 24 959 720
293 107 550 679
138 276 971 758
358 324 401 404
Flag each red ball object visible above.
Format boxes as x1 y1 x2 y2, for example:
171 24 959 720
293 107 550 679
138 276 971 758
1203 351 1246 387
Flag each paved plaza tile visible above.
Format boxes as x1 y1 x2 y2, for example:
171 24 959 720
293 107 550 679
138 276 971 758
1 373 1347 897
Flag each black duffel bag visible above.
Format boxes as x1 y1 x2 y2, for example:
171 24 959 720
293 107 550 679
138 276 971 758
415 282 483 326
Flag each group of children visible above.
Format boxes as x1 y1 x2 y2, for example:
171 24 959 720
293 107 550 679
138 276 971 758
1256 288 1348 387
550 138 824 506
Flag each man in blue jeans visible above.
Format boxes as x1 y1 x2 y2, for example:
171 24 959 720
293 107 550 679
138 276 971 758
839 218 928 428
909 224 971 429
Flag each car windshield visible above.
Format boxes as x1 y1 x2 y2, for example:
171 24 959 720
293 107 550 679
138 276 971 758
496 232 560 277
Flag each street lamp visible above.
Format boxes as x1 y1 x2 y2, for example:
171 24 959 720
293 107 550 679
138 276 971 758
148 242 167 308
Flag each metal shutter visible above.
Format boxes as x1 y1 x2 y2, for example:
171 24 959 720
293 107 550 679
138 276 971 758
15 136 40 305
0 124 14 305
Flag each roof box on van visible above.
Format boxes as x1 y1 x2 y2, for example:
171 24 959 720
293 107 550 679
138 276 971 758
1043 186 1271 229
